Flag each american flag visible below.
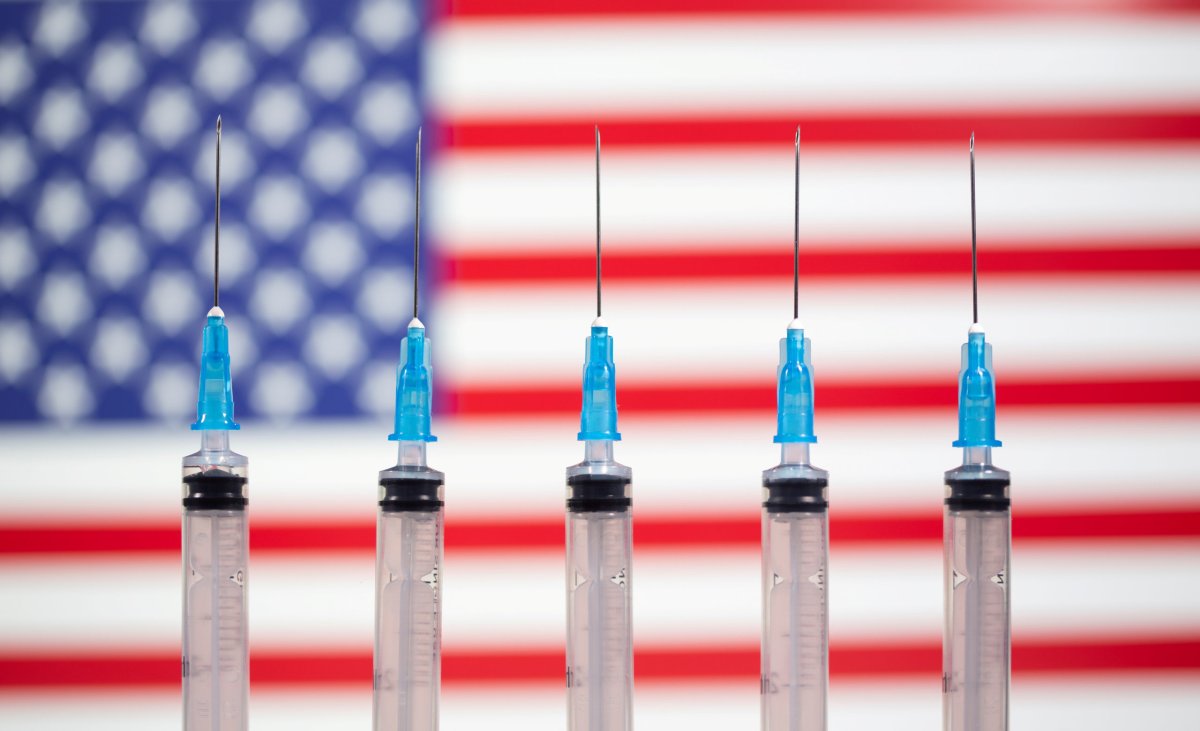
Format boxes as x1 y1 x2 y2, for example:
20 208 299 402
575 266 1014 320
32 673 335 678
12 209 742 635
2 0 1199 728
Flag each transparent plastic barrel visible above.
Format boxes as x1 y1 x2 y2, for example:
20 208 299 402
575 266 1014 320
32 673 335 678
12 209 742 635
374 508 443 731
761 509 828 731
567 510 633 731
182 504 248 729
943 507 1010 731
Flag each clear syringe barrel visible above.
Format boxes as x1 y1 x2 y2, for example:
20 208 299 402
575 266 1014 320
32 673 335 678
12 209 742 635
181 430 249 731
374 442 445 731
760 443 829 731
566 440 633 731
943 447 1011 731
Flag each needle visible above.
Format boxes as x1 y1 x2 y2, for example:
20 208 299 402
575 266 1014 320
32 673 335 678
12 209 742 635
793 125 800 321
413 127 422 321
213 115 221 309
970 132 978 325
595 125 602 319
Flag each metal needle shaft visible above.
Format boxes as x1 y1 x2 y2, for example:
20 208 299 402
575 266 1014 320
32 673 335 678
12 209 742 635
213 116 221 309
595 126 602 319
413 127 422 321
793 125 800 321
970 132 978 325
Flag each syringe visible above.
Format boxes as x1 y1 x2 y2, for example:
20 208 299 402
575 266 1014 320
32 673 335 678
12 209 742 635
566 127 634 731
182 116 250 731
942 134 1011 731
374 128 444 731
760 127 829 731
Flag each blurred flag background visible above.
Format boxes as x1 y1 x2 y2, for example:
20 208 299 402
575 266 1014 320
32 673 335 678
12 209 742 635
1 0 1199 728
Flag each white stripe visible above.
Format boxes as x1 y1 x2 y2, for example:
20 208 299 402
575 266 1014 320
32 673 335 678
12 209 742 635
434 277 1200 383
2 680 1197 730
2 544 1196 649
431 146 1200 251
429 18 1200 117
1 410 1197 518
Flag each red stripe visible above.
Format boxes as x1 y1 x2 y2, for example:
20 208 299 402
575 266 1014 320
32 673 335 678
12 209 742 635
446 376 1200 416
440 110 1200 150
2 637 1197 688
439 0 1200 19
443 242 1200 284
3 506 1196 556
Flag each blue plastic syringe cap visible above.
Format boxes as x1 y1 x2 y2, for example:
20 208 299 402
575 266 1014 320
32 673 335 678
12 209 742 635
952 327 1002 448
389 319 438 442
774 323 817 444
191 307 240 431
577 322 621 441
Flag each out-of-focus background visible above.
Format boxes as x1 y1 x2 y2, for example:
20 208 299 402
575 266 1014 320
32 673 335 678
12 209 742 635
1 0 1198 727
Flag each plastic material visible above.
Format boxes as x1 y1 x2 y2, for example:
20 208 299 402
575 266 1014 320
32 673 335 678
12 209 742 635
181 431 248 731
390 321 437 443
374 507 443 731
943 449 1011 731
566 508 633 731
577 325 621 441
953 330 1001 448
761 509 828 731
774 328 816 444
191 309 239 431
943 506 1010 731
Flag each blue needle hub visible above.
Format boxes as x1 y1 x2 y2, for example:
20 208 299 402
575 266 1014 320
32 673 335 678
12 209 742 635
191 307 239 431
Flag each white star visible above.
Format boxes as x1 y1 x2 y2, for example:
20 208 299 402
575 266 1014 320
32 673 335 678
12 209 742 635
0 42 34 104
0 228 37 290
357 174 412 238
250 360 313 420
250 176 308 240
35 86 90 150
143 360 196 420
357 80 417 145
36 179 91 243
303 220 364 286
194 38 254 101
356 0 417 52
0 318 38 384
0 134 34 197
90 316 148 382
302 127 363 193
89 131 146 196
304 313 366 380
89 224 146 289
140 0 197 56
34 1 89 57
248 83 309 147
250 268 311 334
357 266 413 332
301 37 362 100
247 0 308 54
141 84 198 148
88 39 144 103
37 269 93 336
142 269 199 334
142 177 200 242
38 361 95 423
